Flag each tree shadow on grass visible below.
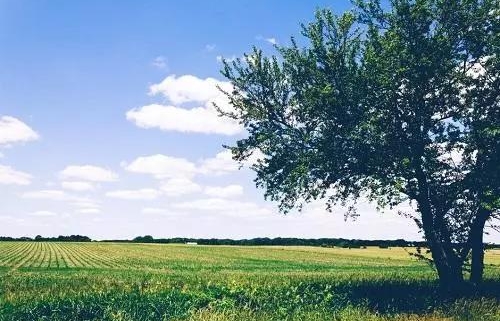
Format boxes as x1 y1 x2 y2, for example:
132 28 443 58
340 279 500 314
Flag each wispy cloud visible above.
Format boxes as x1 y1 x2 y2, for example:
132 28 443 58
256 35 278 45
265 37 277 45
29 210 57 217
151 56 168 69
204 44 216 52
216 55 240 63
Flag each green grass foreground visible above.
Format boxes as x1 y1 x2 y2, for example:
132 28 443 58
0 242 500 320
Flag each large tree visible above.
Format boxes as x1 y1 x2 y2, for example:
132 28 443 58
219 0 499 290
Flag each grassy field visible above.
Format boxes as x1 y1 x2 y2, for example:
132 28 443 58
0 242 500 320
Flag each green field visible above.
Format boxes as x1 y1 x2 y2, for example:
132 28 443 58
1 242 500 320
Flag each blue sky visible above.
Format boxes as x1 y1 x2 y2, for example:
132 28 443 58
1 0 496 242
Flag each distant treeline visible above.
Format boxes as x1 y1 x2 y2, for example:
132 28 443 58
98 236 500 249
0 235 91 242
113 235 427 248
1 235 499 248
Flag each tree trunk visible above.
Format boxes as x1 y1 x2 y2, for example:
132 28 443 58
426 235 464 291
470 213 488 284
418 206 465 290
413 160 465 291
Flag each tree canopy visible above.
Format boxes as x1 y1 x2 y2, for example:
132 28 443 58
219 0 499 290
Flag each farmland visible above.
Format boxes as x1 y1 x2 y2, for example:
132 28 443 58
1 242 500 320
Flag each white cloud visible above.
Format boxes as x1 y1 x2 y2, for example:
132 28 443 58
160 178 201 196
256 35 278 45
0 116 39 146
22 190 94 205
204 184 243 198
265 37 277 45
216 55 240 63
0 165 32 185
149 74 228 104
61 181 95 192
141 207 185 217
172 198 271 217
199 150 239 175
125 150 246 181
77 208 101 214
29 210 57 217
205 44 216 52
123 154 196 179
60 165 118 182
23 190 70 201
106 188 161 200
244 149 265 167
151 56 167 69
126 75 242 135
126 104 241 135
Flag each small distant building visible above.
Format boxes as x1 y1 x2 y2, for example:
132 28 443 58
186 242 198 245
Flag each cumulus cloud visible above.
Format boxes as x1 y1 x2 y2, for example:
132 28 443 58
149 74 228 104
160 178 202 196
0 165 32 185
126 75 242 135
106 188 161 200
124 149 249 181
123 154 196 179
127 104 242 135
0 116 39 146
204 184 243 198
60 165 118 182
199 150 239 175
61 181 95 192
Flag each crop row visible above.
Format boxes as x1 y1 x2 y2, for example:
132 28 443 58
0 242 125 269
